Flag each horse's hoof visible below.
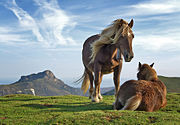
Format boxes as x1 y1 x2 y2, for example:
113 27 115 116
92 98 100 103
113 104 117 110
89 95 93 99
98 95 103 100
92 99 100 103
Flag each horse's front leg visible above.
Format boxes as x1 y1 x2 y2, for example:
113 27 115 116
98 74 103 100
113 60 122 97
92 63 102 103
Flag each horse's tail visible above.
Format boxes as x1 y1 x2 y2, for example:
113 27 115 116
121 93 142 110
75 70 90 94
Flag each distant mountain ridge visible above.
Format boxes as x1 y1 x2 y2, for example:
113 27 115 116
0 70 82 96
103 75 180 95
0 70 112 96
17 70 56 82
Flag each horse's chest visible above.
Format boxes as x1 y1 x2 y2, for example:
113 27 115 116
101 63 119 74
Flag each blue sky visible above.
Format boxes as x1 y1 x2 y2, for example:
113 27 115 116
0 0 180 87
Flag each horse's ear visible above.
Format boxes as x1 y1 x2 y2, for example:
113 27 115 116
138 62 142 70
150 63 154 68
128 19 134 28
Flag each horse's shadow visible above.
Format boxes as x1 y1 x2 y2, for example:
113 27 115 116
20 101 112 112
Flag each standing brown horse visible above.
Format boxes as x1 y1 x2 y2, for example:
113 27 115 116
80 19 134 102
113 62 167 112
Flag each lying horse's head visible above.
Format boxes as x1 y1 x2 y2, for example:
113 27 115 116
112 19 134 62
137 62 158 81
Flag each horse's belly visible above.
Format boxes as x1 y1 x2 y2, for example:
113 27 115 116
102 70 114 74
101 66 114 74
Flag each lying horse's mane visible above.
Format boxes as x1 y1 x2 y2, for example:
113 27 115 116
90 19 129 63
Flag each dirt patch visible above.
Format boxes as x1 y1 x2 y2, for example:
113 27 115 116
0 117 7 120
148 116 158 123
42 103 53 107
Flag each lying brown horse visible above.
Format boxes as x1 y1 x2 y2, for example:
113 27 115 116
79 19 135 102
113 62 167 112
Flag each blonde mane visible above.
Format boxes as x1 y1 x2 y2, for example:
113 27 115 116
90 19 129 63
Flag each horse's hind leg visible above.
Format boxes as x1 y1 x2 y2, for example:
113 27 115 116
98 75 103 100
121 94 142 110
113 99 123 110
86 69 94 99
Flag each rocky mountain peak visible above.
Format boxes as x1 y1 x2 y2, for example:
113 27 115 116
43 70 55 78
18 70 56 82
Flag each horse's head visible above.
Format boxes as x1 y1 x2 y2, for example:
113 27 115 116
113 19 134 62
137 62 158 81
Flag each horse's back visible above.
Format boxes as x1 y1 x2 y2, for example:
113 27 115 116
83 34 100 48
82 34 100 69
119 80 151 95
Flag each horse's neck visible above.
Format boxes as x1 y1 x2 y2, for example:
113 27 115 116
105 44 117 59
97 44 120 65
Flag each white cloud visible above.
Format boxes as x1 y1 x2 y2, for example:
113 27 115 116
33 0 77 47
0 34 26 43
5 0 44 42
3 0 77 48
0 26 28 45
127 0 180 16
134 34 180 51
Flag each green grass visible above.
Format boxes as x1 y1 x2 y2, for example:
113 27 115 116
0 93 180 125
158 76 180 93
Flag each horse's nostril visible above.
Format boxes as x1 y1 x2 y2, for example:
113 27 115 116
126 55 129 59
131 55 134 59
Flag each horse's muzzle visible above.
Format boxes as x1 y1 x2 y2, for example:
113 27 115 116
124 53 134 62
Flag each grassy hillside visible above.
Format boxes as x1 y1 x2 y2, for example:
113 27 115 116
159 76 180 93
104 76 180 95
0 94 180 124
